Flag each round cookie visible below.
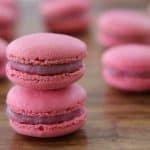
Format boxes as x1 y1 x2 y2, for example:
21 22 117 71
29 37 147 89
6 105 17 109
102 44 150 91
6 33 87 89
40 0 91 33
0 5 17 40
6 84 87 137
98 9 150 48
0 0 18 10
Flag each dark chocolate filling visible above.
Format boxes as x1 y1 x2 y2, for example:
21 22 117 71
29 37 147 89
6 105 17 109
9 60 82 76
7 108 82 125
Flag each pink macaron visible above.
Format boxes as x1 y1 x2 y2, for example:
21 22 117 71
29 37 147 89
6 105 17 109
102 44 150 92
6 33 87 89
98 9 150 48
0 5 17 40
0 0 18 10
0 38 7 78
40 0 91 33
6 84 87 138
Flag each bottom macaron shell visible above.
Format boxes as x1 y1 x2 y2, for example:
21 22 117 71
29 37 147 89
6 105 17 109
46 15 90 33
6 64 85 89
9 110 87 138
103 69 150 91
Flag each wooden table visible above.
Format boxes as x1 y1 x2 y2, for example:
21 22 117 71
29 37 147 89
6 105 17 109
1 0 150 149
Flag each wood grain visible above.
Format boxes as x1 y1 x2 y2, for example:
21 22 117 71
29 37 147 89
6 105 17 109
1 0 150 149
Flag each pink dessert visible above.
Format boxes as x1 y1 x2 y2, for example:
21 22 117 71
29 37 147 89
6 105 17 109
6 33 87 89
0 0 18 10
102 44 150 92
0 38 7 78
0 5 17 40
98 9 150 48
6 84 87 137
40 0 91 33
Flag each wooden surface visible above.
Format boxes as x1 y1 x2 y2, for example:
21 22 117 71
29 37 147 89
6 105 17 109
1 0 150 149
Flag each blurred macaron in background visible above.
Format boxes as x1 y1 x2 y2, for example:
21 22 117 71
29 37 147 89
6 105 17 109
97 9 150 48
0 0 18 41
40 0 91 34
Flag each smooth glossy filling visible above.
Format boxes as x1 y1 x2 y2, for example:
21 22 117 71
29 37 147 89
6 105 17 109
9 60 82 75
107 68 150 78
7 108 82 125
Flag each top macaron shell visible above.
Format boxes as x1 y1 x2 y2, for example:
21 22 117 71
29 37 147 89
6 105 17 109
41 0 90 19
7 33 87 64
102 44 150 71
0 5 17 24
0 0 18 9
6 33 87 89
99 9 150 37
40 0 91 33
0 5 17 40
102 44 150 91
7 84 87 116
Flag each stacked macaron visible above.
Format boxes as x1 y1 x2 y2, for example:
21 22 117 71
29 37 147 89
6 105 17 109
6 33 87 137
0 0 18 40
40 0 91 33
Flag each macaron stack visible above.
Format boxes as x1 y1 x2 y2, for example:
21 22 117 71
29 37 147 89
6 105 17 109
6 33 87 137
40 0 91 33
0 0 18 40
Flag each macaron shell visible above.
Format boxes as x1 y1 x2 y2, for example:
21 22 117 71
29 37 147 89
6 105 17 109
46 14 90 33
0 6 17 40
0 0 19 18
102 44 150 72
41 0 90 19
0 5 17 23
0 0 17 7
99 9 150 37
9 109 87 138
7 33 87 64
6 63 85 90
6 84 86 115
103 69 150 91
